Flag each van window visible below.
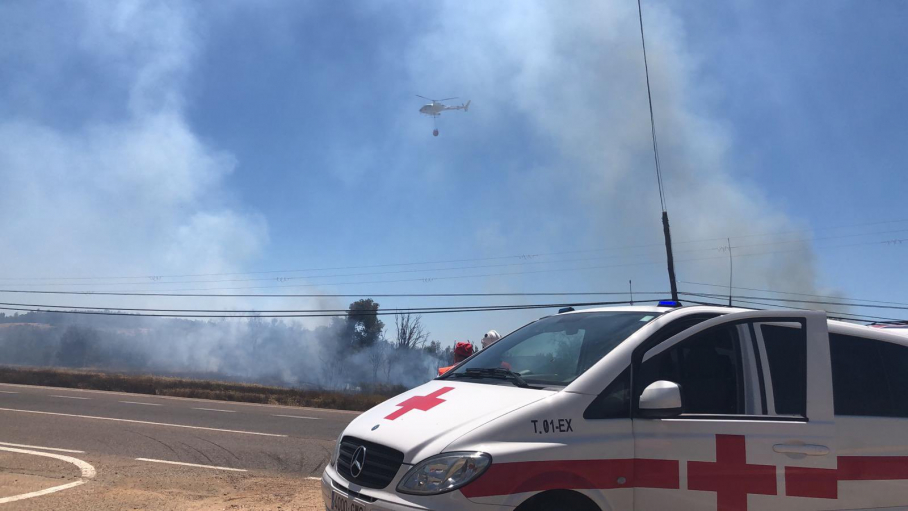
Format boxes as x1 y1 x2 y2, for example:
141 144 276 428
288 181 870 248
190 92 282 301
445 312 659 387
830 334 908 417
584 367 630 419
880 341 908 415
639 324 743 414
504 330 584 378
760 324 806 416
587 314 720 420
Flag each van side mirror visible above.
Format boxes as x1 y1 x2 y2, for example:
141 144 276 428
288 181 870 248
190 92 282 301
638 380 683 418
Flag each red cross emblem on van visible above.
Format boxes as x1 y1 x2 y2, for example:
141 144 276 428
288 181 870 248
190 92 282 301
689 435 776 511
385 387 454 420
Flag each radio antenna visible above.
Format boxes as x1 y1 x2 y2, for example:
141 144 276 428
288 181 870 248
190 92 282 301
727 237 733 306
637 0 679 302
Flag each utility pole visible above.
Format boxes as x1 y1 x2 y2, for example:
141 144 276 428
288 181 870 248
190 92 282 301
637 0 679 302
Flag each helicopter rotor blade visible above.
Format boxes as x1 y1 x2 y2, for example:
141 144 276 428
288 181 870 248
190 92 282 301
417 95 458 102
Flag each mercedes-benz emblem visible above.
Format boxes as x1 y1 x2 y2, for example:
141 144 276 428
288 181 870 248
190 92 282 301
350 446 367 478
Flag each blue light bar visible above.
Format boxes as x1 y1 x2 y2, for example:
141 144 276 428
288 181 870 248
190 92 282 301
658 300 682 307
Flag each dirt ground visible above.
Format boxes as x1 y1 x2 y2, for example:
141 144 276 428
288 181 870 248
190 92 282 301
0 450 81 499
0 454 324 510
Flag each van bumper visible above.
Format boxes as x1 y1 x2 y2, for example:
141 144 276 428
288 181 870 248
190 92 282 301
321 463 513 511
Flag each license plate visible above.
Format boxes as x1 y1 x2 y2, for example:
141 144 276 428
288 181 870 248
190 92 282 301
330 491 366 511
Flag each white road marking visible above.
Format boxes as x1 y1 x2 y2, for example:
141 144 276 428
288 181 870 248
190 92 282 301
305 477 322 481
0 407 287 437
0 390 18 394
135 458 247 472
0 445 96 504
272 414 321 420
0 480 86 504
0 441 84 454
119 401 162 406
193 407 235 413
50 395 90 400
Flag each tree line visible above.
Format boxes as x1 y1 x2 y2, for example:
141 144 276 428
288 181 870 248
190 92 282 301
0 301 456 391
320 299 454 390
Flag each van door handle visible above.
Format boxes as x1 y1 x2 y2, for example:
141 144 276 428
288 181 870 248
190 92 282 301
773 443 830 456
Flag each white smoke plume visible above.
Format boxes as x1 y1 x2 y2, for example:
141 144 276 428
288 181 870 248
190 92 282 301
0 311 443 390
405 1 827 301
0 1 267 287
0 1 852 392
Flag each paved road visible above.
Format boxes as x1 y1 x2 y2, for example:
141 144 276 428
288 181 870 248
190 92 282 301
0 382 360 508
0 382 357 475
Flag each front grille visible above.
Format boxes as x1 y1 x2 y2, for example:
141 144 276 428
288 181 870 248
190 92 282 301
336 436 404 489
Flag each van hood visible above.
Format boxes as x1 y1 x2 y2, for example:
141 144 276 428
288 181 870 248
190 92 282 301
341 380 555 463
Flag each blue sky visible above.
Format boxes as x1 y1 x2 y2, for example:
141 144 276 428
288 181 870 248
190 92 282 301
0 0 905 345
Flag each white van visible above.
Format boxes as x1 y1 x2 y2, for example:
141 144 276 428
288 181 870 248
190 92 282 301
321 304 908 511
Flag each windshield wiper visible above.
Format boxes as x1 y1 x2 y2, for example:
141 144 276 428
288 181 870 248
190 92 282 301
459 367 529 388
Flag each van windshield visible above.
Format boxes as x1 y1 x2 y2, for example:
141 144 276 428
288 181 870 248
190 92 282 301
443 311 660 387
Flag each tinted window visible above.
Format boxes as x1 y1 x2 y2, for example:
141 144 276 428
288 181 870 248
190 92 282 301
642 314 722 349
585 367 630 419
589 315 719 420
879 341 908 417
761 324 806 416
830 334 908 417
640 325 742 414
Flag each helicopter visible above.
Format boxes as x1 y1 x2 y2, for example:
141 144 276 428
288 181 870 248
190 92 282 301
417 95 470 136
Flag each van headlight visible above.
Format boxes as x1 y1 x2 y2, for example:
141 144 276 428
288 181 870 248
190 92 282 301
396 452 491 495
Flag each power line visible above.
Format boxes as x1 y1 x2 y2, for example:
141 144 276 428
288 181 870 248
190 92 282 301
681 296 905 323
5 295 904 324
727 228 908 251
0 252 688 287
2 218 906 284
0 290 665 298
0 300 643 319
8 290 908 316
89 235 908 292
1 235 904 296
690 218 908 242
680 281 908 307
682 293 908 323
679 292 908 312
0 300 660 314
10 227 906 289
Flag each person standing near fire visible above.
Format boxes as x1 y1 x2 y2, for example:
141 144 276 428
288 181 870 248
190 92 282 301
437 341 474 376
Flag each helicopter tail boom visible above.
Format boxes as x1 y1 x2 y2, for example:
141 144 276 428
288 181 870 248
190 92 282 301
444 100 470 112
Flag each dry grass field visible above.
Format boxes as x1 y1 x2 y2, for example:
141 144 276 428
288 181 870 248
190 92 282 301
0 366 398 411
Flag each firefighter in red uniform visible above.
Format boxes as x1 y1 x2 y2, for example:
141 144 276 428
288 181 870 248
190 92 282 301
438 341 474 376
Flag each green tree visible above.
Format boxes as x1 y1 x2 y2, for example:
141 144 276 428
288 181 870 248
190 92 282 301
345 299 385 350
